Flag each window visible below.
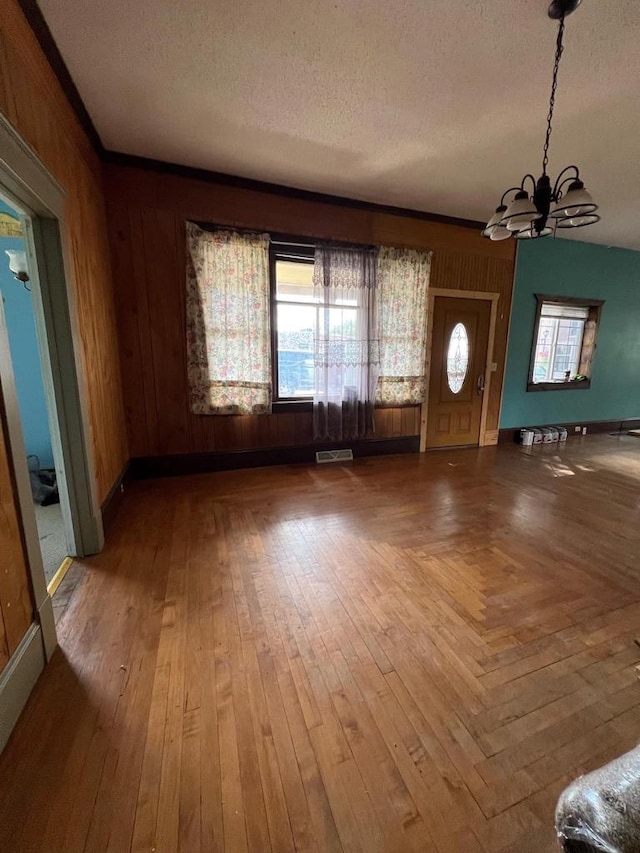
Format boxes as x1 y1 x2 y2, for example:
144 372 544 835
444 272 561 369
528 295 603 392
272 242 431 406
272 251 317 399
447 322 469 394
272 246 363 402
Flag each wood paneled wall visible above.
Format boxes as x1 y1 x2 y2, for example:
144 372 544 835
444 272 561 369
0 0 128 670
104 165 516 457
0 404 32 665
0 0 128 502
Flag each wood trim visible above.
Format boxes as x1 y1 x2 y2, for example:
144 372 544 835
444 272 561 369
131 437 419 479
479 295 500 447
100 460 132 536
419 293 436 453
15 0 104 156
533 294 605 308
430 288 500 302
106 152 487 232
498 418 640 444
421 290 500 451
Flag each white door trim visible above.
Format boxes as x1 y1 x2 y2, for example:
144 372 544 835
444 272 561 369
0 624 46 755
420 288 500 451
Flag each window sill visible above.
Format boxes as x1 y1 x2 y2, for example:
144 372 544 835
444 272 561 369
272 400 313 413
527 380 591 393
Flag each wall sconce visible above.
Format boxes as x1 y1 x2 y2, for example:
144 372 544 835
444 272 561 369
5 249 30 290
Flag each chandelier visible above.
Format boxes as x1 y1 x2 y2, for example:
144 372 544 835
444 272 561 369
482 0 599 241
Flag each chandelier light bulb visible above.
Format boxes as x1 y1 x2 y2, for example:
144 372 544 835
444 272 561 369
550 180 598 220
514 225 554 239
501 192 538 232
490 225 511 242
482 205 512 240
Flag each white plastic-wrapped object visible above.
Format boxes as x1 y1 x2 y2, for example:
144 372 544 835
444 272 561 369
556 744 640 852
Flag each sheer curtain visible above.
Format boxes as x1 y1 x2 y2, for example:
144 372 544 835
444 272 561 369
186 222 272 414
376 246 431 405
313 246 379 440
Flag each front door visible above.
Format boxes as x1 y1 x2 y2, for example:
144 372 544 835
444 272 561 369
426 296 491 448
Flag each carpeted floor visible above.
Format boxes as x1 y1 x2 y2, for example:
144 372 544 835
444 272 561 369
33 502 68 585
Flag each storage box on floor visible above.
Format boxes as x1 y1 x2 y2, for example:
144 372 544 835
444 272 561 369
519 427 568 446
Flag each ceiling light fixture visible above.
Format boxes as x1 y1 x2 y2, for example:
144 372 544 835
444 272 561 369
482 0 599 242
5 249 30 290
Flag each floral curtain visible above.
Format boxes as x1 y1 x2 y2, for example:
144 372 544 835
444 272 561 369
376 246 431 405
186 222 271 414
313 247 379 441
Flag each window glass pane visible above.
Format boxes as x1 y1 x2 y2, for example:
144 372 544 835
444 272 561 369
533 317 555 382
446 323 469 394
275 260 317 303
532 309 585 383
322 306 357 338
276 303 316 397
274 257 369 398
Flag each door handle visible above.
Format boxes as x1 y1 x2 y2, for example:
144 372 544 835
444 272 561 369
477 373 486 395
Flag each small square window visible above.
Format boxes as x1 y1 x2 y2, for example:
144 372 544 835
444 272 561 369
527 295 603 392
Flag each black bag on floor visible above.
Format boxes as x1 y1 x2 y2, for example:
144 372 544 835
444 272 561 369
27 455 59 506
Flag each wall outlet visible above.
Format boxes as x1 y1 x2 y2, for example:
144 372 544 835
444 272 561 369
574 426 581 433
582 427 587 435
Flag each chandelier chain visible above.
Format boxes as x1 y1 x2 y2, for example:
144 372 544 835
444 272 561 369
542 15 565 175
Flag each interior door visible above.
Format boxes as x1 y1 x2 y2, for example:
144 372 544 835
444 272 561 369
426 296 491 448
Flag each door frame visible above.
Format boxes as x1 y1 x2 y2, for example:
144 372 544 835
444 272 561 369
0 115 104 659
420 288 500 451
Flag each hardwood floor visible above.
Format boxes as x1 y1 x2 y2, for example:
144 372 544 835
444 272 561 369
1 435 640 852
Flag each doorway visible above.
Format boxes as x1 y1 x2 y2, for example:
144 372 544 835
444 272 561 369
0 116 104 640
0 197 69 589
425 295 493 448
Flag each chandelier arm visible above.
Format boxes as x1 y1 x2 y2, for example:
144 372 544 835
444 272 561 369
499 186 523 206
552 165 581 197
521 174 538 194
541 14 566 175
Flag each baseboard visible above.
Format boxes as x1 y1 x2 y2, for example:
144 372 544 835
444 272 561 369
100 460 132 534
131 436 420 479
0 624 46 755
498 418 640 444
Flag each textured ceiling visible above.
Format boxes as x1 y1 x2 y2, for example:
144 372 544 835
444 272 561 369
38 0 640 249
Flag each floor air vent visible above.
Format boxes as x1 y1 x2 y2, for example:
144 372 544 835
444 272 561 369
315 449 354 464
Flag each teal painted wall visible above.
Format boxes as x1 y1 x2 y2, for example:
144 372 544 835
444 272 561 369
0 200 54 468
500 238 640 428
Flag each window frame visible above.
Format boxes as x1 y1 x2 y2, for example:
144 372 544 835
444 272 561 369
270 242 316 406
527 294 604 393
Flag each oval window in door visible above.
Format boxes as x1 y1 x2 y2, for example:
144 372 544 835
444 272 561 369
446 323 469 393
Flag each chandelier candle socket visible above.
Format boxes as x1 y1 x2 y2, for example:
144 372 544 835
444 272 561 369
482 0 599 242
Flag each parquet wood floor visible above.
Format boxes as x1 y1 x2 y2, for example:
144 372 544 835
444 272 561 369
1 435 639 852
